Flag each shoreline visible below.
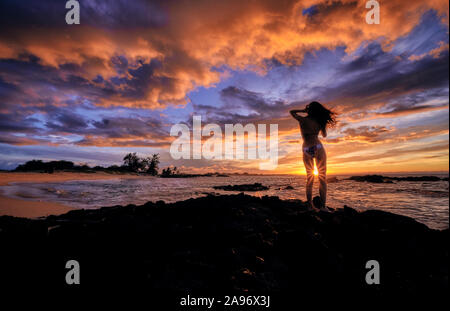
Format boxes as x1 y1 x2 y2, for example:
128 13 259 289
0 172 145 218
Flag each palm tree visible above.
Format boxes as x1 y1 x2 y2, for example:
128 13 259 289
123 152 140 172
146 154 160 175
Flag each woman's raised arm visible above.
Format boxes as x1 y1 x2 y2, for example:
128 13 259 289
290 109 306 121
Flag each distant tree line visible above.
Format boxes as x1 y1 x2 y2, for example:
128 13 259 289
14 153 161 175
122 153 160 175
161 166 179 177
12 153 235 178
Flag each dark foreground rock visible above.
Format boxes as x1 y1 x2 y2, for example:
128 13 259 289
0 194 447 295
213 182 269 191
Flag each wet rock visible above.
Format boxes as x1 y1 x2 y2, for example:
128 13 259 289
213 183 269 191
348 175 393 183
389 176 442 182
327 176 339 183
349 175 445 183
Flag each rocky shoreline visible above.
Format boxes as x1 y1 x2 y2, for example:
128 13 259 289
0 193 447 293
213 182 270 191
347 174 448 183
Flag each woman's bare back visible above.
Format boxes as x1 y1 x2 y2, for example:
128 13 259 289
298 117 324 148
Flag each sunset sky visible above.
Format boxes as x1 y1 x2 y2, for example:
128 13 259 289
0 0 448 174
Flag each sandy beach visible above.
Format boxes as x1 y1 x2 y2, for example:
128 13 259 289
0 172 142 218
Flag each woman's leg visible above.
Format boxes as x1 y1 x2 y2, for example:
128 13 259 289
316 147 327 207
302 152 315 204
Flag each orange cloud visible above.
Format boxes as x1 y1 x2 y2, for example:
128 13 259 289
409 41 450 61
1 0 448 109
75 135 172 147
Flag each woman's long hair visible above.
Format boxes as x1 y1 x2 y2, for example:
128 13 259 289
306 101 337 131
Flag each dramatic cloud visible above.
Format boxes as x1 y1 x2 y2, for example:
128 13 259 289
1 0 448 107
340 126 396 143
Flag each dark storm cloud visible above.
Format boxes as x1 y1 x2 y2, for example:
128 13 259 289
0 54 176 112
42 109 169 141
326 44 449 110
0 0 167 29
0 55 170 144
0 52 194 111
91 117 167 138
112 59 180 102
0 115 39 134
0 57 103 104
220 86 286 114
339 43 388 74
72 115 171 147
0 77 19 99
192 86 293 126
378 103 449 117
45 111 89 132
82 0 168 28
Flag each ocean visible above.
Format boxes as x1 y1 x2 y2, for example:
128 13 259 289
1 173 448 230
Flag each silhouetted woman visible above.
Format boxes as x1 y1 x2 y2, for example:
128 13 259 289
290 102 337 211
